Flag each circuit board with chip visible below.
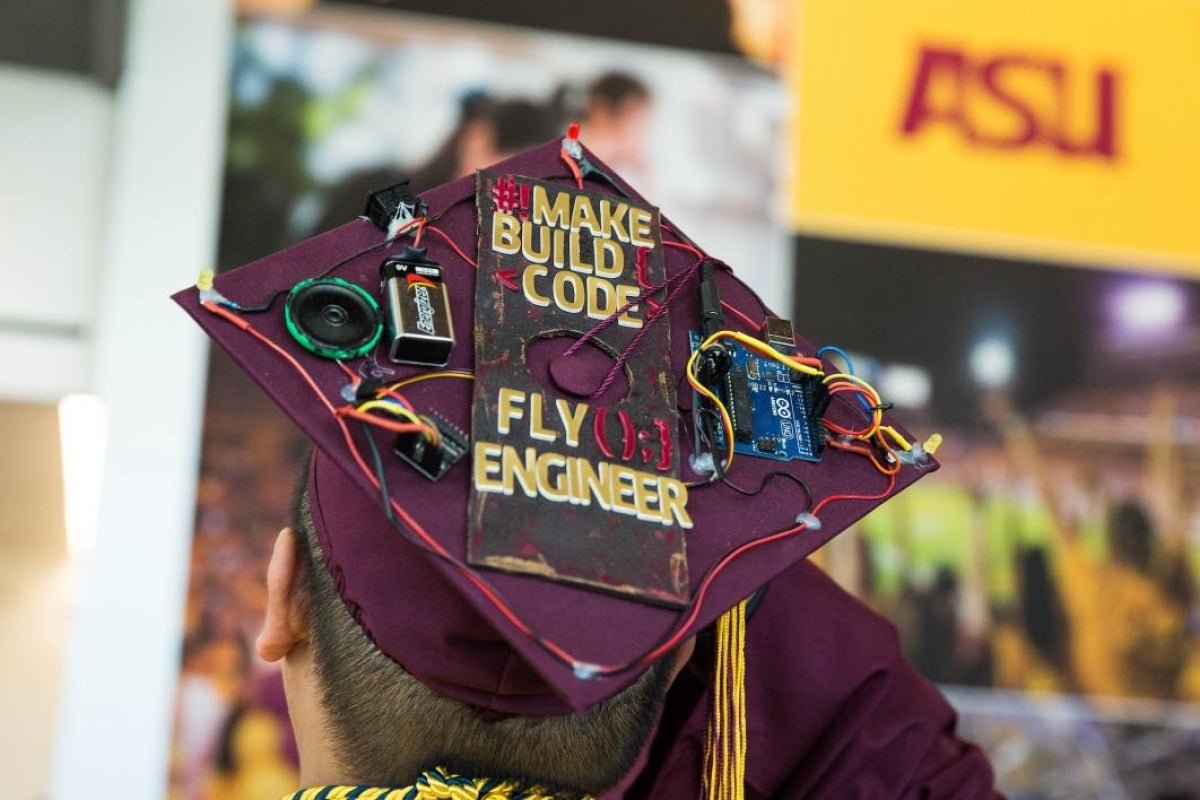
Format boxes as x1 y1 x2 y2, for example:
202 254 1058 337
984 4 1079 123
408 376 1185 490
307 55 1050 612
689 332 829 462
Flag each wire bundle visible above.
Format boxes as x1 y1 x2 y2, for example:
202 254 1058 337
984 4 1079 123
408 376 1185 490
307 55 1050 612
686 330 912 477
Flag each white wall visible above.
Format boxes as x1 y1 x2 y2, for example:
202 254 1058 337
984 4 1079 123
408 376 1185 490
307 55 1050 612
48 0 233 797
0 66 112 402
0 402 70 800
0 56 114 800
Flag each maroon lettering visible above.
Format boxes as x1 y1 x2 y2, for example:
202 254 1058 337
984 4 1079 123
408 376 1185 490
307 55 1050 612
976 56 1041 149
899 46 972 138
1054 67 1117 158
899 44 1118 161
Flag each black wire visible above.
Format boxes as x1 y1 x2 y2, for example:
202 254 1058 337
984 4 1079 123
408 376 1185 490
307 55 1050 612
317 192 476 279
684 406 728 487
227 167 825 679
347 390 829 679
425 190 476 224
676 370 695 413
359 420 394 523
579 159 626 198
234 290 284 314
721 471 814 513
569 154 716 263
688 406 815 511
317 236 404 279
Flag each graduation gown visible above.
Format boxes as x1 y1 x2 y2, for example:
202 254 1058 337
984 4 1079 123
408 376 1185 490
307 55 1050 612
621 559 1000 798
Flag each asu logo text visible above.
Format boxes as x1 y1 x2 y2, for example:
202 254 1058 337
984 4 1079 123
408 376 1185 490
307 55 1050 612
899 45 1119 161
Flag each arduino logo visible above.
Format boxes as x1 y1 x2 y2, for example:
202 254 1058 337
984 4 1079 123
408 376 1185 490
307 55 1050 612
898 45 1119 161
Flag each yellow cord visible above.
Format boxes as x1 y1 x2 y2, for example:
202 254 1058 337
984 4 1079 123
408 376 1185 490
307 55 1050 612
820 371 878 394
705 598 749 800
283 766 580 800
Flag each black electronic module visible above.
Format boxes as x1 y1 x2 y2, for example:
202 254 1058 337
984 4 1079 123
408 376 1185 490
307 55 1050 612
393 412 469 480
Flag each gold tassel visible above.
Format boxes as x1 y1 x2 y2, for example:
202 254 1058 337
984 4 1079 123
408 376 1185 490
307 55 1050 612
704 598 749 800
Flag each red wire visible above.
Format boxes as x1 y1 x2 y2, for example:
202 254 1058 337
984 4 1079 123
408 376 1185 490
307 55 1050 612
631 471 898 669
201 300 539 647
560 148 584 189
202 301 336 415
336 408 428 435
336 359 360 388
662 241 766 335
720 301 762 332
200 297 901 678
824 383 881 438
426 225 477 268
663 239 705 259
379 388 414 408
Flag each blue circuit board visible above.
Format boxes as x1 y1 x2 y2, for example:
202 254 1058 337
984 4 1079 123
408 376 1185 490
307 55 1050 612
689 332 826 463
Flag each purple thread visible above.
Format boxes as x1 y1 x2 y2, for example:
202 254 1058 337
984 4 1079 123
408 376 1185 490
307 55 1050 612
560 257 710 400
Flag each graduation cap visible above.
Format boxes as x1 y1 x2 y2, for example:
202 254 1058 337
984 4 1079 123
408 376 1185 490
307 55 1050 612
175 138 937 787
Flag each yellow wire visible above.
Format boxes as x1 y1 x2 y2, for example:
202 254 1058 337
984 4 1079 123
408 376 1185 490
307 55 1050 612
879 425 913 451
355 400 439 446
387 370 474 390
821 371 880 398
687 330 824 474
688 327 827 471
359 371 473 448
685 347 736 470
356 399 420 420
697 330 824 377
822 371 889 441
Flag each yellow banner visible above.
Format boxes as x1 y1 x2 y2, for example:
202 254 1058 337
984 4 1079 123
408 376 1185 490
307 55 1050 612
788 0 1200 274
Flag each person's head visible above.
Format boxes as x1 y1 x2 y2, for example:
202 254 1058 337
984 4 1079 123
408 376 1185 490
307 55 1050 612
256 468 691 794
1015 547 1071 672
581 73 652 168
413 94 563 191
1108 500 1154 574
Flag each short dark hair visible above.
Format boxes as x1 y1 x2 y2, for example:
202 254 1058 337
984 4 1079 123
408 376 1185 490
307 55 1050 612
585 72 650 112
290 471 675 795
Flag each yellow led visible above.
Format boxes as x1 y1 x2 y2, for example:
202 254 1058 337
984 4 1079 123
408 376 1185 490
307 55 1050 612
923 433 943 455
196 267 215 292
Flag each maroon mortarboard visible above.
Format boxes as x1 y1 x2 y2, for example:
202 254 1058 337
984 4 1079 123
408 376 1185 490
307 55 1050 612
174 137 938 718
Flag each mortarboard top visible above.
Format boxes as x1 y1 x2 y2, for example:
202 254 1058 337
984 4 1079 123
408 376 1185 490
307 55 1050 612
174 139 937 715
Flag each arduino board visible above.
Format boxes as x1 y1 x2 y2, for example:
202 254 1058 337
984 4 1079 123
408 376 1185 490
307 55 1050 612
690 331 829 463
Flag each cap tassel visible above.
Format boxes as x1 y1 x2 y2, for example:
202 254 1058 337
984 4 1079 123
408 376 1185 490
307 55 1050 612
704 598 749 800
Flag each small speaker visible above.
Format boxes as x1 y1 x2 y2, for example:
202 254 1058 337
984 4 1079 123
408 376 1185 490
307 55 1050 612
284 277 382 360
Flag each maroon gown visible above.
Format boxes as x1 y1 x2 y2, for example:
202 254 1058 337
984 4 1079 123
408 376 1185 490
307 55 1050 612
622 560 998 798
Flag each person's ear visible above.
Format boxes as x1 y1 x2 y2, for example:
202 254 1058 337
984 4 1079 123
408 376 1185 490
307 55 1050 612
256 527 309 662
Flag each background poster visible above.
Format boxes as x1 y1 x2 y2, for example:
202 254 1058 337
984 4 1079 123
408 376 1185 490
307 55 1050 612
795 237 1200 796
787 2 1200 794
788 0 1200 274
